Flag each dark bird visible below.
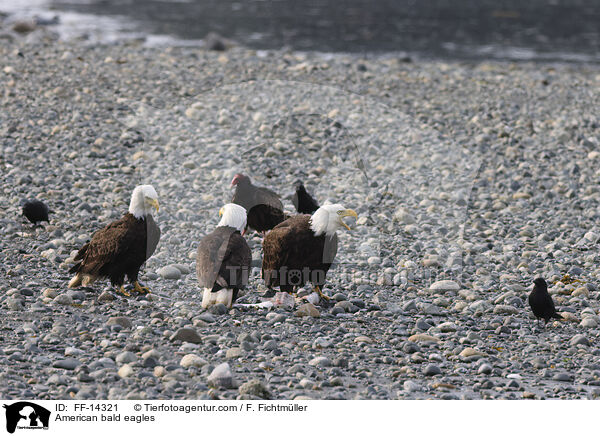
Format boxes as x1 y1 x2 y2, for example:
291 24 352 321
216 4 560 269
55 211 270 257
68 185 160 296
528 277 563 327
262 204 357 301
196 203 252 309
230 173 286 235
292 180 319 214
22 200 50 225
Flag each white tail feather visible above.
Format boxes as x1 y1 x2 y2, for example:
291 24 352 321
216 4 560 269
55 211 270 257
201 288 233 309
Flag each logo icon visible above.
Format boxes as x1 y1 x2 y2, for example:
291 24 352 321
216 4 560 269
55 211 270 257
3 402 50 434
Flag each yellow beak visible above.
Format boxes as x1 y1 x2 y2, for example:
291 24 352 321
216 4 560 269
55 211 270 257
339 209 358 231
148 198 159 212
219 207 224 217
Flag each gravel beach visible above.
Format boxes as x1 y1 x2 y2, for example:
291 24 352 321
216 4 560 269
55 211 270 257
2 22 600 400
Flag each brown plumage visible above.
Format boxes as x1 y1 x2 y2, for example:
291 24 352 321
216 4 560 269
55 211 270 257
262 214 338 294
196 226 251 307
68 213 160 290
230 174 287 234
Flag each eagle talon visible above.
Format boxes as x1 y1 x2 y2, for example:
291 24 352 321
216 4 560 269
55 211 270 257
133 281 150 294
314 286 330 301
116 286 131 297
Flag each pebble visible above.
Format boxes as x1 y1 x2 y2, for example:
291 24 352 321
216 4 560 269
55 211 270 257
170 328 203 344
239 379 271 399
180 354 208 368
403 380 421 392
429 280 460 292
52 358 81 370
207 363 234 389
118 364 134 378
423 364 442 376
477 363 493 375
53 294 73 305
570 334 591 347
157 266 182 280
309 356 333 367
294 303 320 318
107 317 133 329
116 351 137 364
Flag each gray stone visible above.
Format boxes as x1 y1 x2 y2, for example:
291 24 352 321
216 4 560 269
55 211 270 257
107 317 132 329
116 351 137 364
207 363 234 389
423 364 442 376
157 266 182 280
570 334 591 346
52 358 81 370
309 356 333 367
170 328 202 344
238 379 271 399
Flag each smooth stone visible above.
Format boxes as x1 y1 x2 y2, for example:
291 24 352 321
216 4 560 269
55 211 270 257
116 351 137 364
478 363 493 375
423 364 442 376
309 356 333 367
180 354 208 368
53 294 73 305
459 347 486 358
52 358 81 370
98 291 114 302
238 379 271 399
403 380 421 392
118 364 134 378
429 280 460 292
570 334 590 346
156 266 182 280
207 363 234 389
107 316 132 329
580 317 598 328
170 328 202 344
226 347 242 359
208 303 228 315
408 334 440 343
294 303 320 318
552 373 573 382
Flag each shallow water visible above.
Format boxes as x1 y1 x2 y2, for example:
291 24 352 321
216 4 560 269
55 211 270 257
2 0 600 61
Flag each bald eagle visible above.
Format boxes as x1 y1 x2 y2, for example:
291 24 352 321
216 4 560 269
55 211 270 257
197 203 252 309
262 204 357 300
68 185 160 296
230 173 286 235
292 180 319 214
22 200 51 225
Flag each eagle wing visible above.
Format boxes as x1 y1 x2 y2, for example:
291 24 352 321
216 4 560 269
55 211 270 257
197 227 251 290
70 215 141 276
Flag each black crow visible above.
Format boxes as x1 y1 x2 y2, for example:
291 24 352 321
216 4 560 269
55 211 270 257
528 278 563 327
292 180 319 214
22 200 50 225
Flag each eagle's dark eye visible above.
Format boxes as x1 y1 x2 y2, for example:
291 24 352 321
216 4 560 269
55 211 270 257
337 210 343 215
